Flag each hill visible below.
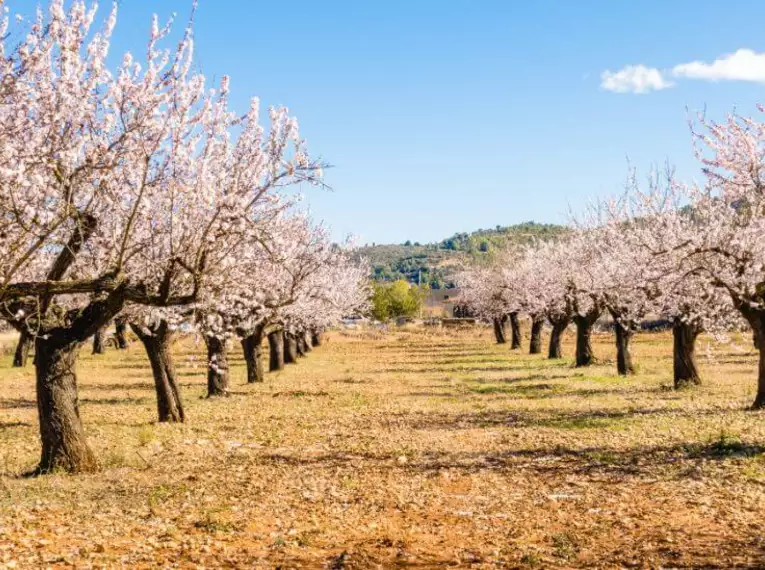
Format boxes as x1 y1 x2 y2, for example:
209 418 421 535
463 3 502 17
357 221 566 288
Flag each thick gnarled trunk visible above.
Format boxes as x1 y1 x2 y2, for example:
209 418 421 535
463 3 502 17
302 331 313 353
529 317 544 354
13 330 32 367
241 326 265 384
92 326 107 354
492 315 508 344
205 335 229 397
548 316 570 359
284 333 298 364
573 310 600 367
673 321 701 389
268 330 285 371
510 312 522 349
35 337 97 474
132 322 184 422
613 319 635 376
311 330 324 347
115 317 129 349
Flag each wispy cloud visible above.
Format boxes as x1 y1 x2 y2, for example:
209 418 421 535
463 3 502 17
600 65 673 94
601 48 765 94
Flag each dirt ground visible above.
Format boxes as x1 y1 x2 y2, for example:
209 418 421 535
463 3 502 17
1 325 764 568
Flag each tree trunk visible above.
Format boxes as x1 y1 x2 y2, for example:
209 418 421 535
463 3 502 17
13 330 32 367
492 316 508 344
284 333 298 364
548 316 570 359
311 330 323 347
510 312 522 349
35 337 98 474
92 326 106 354
115 317 129 349
529 317 544 354
205 335 229 397
268 330 285 371
756 333 765 409
614 320 635 376
673 321 701 389
241 326 265 384
573 310 599 367
743 309 765 409
296 332 307 357
131 322 184 422
303 331 313 353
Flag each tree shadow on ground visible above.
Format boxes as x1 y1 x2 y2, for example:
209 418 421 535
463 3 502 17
0 420 32 430
0 398 36 409
80 396 154 406
80 381 155 391
373 365 530 374
257 439 765 479
379 407 736 432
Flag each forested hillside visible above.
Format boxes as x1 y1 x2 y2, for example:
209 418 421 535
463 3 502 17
358 221 565 288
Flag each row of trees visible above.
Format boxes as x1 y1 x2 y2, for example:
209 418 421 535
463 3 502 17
458 108 765 408
0 2 368 474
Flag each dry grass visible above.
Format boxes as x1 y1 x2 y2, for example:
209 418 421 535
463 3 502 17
1 326 765 568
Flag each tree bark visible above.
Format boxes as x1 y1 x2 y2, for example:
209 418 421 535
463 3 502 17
115 317 129 349
756 333 765 409
241 325 266 384
32 215 121 474
510 312 522 349
548 316 570 359
311 330 323 347
613 319 635 376
302 331 313 353
35 336 97 474
131 322 184 422
13 330 32 367
92 326 106 354
529 317 544 354
573 310 600 367
296 332 307 357
740 308 765 409
492 315 508 344
268 330 285 371
284 333 298 364
205 335 229 397
673 321 701 388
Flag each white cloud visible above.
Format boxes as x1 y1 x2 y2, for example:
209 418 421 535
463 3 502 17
672 48 765 83
600 65 674 94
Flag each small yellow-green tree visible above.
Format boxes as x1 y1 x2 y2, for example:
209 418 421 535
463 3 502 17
371 280 425 321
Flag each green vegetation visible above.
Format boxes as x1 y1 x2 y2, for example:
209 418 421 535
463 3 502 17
358 221 566 288
370 279 427 321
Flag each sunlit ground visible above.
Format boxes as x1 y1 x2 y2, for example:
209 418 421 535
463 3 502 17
1 325 764 568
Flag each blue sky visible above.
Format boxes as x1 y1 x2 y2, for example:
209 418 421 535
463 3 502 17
16 1 765 244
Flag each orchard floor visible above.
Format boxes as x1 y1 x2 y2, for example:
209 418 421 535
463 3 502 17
1 327 765 569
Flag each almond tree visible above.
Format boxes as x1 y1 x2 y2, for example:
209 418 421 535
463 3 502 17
559 231 606 367
616 166 738 387
456 253 522 346
456 264 509 343
0 2 322 471
499 254 546 354
577 201 657 376
512 240 573 358
642 111 765 402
